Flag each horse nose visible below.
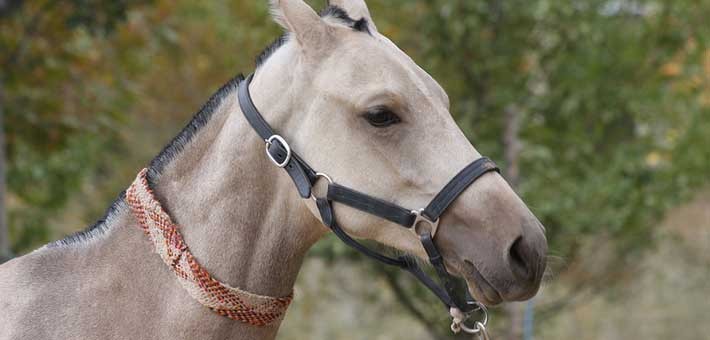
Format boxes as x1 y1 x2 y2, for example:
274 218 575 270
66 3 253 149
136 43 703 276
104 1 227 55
507 221 547 286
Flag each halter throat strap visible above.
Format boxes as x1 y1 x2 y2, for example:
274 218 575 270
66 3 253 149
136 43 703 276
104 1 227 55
237 74 500 316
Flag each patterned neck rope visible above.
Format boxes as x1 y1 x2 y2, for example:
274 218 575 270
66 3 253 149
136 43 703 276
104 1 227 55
126 169 293 326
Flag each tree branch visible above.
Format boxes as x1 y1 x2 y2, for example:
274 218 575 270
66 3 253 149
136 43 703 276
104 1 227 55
375 266 450 340
0 78 10 263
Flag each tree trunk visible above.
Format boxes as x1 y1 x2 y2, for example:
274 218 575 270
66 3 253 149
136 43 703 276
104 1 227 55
504 303 524 340
0 79 10 264
503 104 523 340
503 105 521 189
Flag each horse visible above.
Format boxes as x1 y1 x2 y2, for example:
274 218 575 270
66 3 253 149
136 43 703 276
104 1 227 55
0 1 547 339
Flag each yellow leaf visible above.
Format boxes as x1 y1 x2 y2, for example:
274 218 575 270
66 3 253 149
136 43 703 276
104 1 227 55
660 61 682 77
645 152 662 168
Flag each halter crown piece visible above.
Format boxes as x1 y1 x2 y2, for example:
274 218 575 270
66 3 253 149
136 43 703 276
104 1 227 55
237 74 500 336
126 169 292 326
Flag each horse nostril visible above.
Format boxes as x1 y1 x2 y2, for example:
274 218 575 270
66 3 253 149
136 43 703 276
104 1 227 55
508 236 531 280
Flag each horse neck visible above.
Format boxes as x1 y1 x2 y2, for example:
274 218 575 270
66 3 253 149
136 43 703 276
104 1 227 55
20 76 327 340
147 82 325 300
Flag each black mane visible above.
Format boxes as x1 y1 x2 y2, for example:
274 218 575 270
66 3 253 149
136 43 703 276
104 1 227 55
145 74 245 186
47 191 127 248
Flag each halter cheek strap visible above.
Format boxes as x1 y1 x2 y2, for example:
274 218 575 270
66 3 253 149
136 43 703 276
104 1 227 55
238 74 500 333
237 75 317 198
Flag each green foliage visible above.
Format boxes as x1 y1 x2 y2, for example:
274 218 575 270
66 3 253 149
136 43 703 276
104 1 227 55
0 0 150 251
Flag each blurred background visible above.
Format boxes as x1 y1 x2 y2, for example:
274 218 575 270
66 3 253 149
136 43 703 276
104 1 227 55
1 0 709 339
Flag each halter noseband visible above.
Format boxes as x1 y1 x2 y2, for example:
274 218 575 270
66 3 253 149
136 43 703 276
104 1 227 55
238 74 499 334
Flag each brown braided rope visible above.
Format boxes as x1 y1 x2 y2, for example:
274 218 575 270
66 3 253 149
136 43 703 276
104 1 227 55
126 169 293 326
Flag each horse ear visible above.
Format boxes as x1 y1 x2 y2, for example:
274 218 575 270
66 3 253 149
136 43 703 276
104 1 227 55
328 0 377 32
269 0 327 45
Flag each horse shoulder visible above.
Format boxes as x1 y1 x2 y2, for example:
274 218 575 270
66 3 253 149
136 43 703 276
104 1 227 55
0 250 61 339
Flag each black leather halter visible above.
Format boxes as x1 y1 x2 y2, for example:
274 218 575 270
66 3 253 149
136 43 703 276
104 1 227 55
238 74 500 326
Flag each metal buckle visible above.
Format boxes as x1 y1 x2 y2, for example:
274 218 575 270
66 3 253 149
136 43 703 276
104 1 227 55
410 209 440 238
265 135 291 168
310 172 334 202
450 303 489 335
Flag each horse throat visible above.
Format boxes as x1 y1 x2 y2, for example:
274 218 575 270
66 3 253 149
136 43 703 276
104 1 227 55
132 77 325 327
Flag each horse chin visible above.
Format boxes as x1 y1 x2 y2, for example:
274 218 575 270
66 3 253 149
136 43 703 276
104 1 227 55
461 260 503 306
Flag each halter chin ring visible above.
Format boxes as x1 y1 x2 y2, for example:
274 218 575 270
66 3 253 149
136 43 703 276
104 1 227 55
450 303 489 335
411 209 440 238
265 135 291 168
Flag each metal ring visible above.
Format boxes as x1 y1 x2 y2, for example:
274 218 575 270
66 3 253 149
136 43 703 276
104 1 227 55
310 172 334 202
410 209 440 238
460 304 489 334
450 303 488 335
265 135 291 168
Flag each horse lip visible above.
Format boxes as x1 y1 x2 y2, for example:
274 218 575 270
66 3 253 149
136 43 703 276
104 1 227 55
463 260 503 305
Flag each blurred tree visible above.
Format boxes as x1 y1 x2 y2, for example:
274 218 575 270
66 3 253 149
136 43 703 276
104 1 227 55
0 0 152 253
0 78 8 263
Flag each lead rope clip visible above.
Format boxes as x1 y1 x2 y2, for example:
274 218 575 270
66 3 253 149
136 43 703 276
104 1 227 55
449 305 490 338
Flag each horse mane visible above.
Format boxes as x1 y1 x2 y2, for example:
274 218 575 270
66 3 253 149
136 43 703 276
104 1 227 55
145 75 245 186
46 191 128 248
47 74 244 249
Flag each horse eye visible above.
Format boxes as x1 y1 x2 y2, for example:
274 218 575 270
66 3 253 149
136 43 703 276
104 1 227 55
363 107 401 128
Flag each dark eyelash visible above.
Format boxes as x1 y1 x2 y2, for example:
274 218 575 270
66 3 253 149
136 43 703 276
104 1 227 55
363 106 401 128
